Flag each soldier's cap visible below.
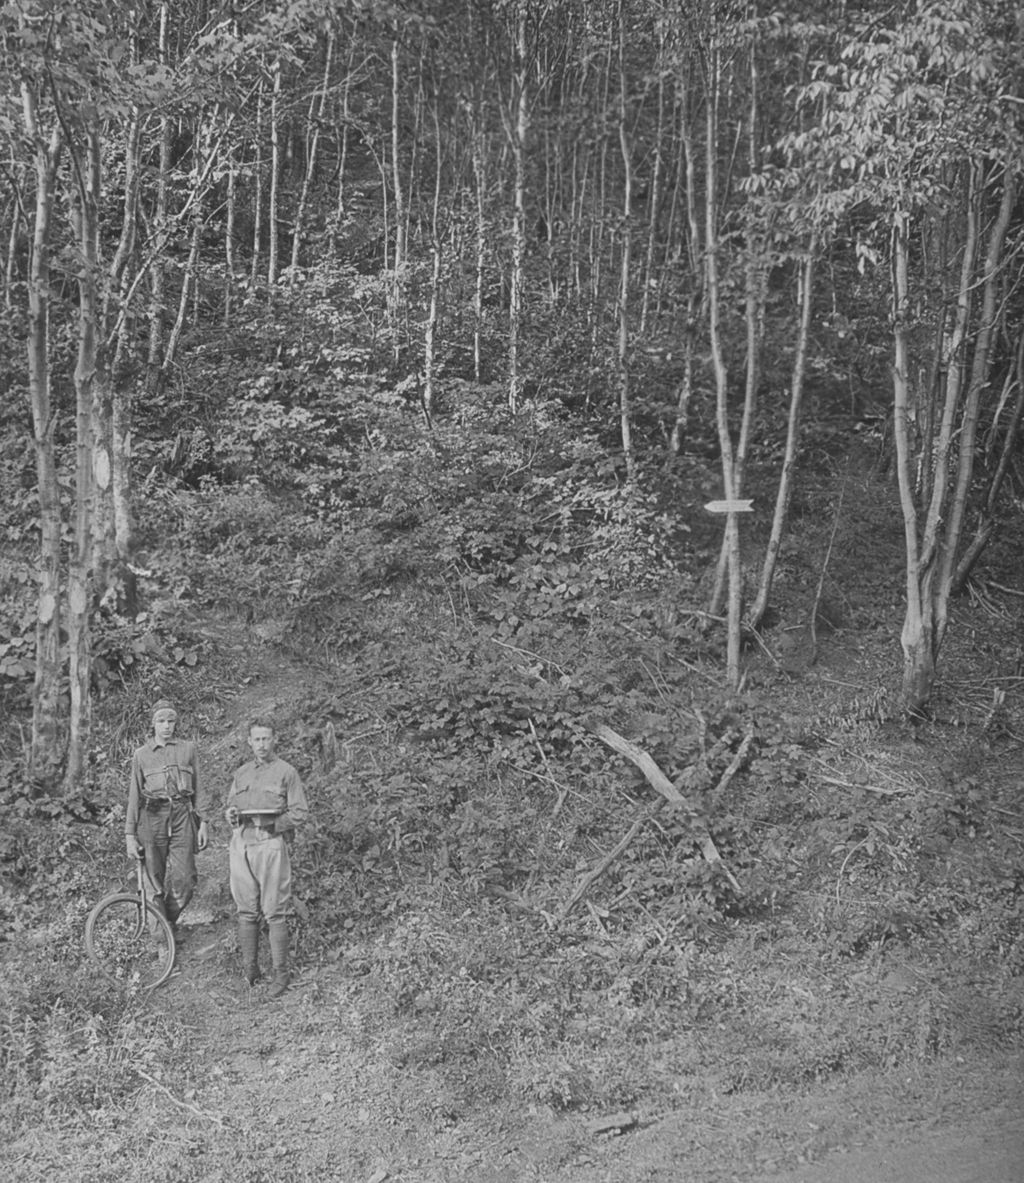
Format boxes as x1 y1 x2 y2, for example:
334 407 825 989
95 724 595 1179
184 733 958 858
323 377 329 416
151 698 177 717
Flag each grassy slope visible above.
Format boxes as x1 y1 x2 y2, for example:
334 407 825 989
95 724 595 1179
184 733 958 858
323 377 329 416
2 424 1023 1181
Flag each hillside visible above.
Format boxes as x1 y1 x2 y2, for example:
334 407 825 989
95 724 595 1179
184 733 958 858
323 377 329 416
3 430 1023 1182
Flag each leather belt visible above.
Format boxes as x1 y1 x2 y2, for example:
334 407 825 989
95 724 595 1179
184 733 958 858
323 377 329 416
242 816 278 831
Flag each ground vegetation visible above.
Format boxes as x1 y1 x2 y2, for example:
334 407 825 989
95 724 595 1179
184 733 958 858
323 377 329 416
1 1 1022 1178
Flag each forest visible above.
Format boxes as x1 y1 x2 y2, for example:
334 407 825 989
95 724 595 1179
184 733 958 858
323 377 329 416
1 1 1023 1180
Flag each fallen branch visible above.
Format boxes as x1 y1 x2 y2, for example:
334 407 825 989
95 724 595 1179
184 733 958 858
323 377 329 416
984 579 1024 599
558 804 661 923
591 724 742 894
816 773 905 797
712 729 755 798
135 1067 225 1127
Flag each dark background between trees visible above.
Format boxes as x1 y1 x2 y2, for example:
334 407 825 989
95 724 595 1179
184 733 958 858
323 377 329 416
1 2 1022 1174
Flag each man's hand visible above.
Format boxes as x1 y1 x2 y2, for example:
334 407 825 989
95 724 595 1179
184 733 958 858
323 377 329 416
125 834 143 859
196 819 210 851
225 806 240 827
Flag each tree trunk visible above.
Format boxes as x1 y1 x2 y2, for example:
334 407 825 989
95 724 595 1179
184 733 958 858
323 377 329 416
670 79 703 455
918 163 980 573
22 92 63 790
266 58 282 286
472 119 487 383
709 38 764 617
422 94 443 422
225 142 237 320
704 36 742 689
933 167 1015 632
748 240 816 630
65 126 103 791
163 120 207 374
328 38 356 255
892 207 935 711
616 1 634 482
508 6 528 413
952 329 1024 591
145 1 170 392
290 30 333 281
389 32 407 364
639 16 666 335
250 80 265 290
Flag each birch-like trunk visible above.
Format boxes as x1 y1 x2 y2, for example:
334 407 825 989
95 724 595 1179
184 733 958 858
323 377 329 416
163 120 207 374
892 206 934 711
748 239 817 630
670 80 703 455
616 0 634 482
22 93 63 789
389 33 407 364
508 7 528 413
422 97 443 422
639 16 666 335
145 1 170 391
472 120 487 383
65 127 102 792
704 37 742 688
934 168 1015 631
250 82 264 289
290 31 333 281
267 58 282 285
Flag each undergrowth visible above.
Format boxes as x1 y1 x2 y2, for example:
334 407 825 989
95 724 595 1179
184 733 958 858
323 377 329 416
1 333 1022 1151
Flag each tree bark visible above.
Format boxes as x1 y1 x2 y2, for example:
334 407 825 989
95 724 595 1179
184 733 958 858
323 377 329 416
748 239 817 631
21 91 63 789
145 1 171 391
704 35 742 689
389 32 407 364
507 6 528 413
934 167 1016 633
616 0 635 483
64 123 103 792
290 30 333 281
422 91 444 421
892 205 934 711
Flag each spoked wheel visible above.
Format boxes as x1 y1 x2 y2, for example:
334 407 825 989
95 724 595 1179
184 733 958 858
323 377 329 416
84 893 177 989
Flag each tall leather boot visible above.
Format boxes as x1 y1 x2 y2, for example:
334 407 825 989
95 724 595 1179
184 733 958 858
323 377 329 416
237 917 261 985
267 919 291 998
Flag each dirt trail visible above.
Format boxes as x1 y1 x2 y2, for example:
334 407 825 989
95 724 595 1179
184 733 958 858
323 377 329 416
762 1117 1024 1183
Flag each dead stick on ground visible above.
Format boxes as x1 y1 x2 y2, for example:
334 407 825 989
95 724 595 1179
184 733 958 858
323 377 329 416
591 724 742 895
558 804 661 923
135 1067 225 1127
713 730 755 797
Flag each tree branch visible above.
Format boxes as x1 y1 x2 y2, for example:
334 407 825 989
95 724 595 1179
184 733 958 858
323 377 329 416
591 723 742 894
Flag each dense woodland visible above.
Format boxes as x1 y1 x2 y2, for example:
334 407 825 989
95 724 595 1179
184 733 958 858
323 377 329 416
1 0 1021 789
2 4 1024 1173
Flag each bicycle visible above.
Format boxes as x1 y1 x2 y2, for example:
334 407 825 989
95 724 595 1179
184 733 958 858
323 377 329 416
84 855 177 989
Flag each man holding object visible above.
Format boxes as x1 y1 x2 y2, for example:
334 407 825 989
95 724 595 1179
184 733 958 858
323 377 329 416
225 718 309 998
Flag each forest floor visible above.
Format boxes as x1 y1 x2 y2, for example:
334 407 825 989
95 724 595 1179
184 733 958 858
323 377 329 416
5 451 1024 1182
11 611 1023 1183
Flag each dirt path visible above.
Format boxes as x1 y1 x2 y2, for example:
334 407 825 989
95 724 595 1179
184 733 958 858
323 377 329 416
761 1117 1024 1183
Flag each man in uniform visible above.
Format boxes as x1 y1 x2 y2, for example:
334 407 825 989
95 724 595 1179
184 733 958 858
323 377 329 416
224 718 309 998
125 698 210 939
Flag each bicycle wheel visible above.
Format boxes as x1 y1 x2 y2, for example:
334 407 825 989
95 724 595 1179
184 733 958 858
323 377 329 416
84 893 177 989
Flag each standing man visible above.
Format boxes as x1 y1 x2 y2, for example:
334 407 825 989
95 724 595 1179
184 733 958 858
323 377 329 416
224 718 309 998
125 698 210 938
